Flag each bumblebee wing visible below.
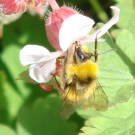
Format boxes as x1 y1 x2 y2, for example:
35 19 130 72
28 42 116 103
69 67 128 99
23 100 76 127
60 83 78 119
60 102 75 119
82 81 108 111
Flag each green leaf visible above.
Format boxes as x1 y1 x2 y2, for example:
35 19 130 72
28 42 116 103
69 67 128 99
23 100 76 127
0 125 16 135
1 45 32 122
17 70 37 84
1 44 31 96
0 71 9 123
0 13 55 125
79 98 135 135
97 30 135 106
17 94 77 135
0 70 6 82
116 0 134 35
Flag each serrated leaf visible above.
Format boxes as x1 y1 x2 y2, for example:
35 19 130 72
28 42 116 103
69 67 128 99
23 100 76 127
17 95 77 135
79 98 135 135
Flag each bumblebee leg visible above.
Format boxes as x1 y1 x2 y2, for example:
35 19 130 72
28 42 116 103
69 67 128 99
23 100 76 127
73 43 77 63
51 74 63 91
64 50 68 66
94 32 99 62
73 41 80 63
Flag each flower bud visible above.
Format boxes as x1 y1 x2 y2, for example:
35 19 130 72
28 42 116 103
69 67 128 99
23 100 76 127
40 83 54 91
46 6 78 50
0 0 28 14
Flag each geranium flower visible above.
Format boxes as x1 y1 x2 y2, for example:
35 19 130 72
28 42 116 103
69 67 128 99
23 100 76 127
20 6 120 84
20 45 63 83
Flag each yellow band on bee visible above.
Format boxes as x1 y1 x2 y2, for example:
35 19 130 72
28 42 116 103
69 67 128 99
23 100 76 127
66 60 98 81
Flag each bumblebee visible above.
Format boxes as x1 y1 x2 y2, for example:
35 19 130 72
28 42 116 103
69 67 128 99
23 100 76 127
57 41 108 119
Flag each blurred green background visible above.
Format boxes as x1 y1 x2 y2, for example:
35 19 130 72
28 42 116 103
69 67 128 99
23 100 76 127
0 0 134 135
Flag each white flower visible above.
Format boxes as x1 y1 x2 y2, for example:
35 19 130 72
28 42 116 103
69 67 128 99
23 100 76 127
59 6 120 51
20 6 120 83
20 45 63 83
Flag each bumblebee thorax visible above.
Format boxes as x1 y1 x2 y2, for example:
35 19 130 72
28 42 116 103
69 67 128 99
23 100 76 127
66 60 98 82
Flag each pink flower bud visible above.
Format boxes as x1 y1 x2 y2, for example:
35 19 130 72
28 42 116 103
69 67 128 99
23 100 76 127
40 83 54 91
46 6 78 50
0 0 28 14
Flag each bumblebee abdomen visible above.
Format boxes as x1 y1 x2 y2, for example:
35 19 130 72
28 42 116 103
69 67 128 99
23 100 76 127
60 80 97 105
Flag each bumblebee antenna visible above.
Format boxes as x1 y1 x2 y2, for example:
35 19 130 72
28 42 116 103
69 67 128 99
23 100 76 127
98 48 115 55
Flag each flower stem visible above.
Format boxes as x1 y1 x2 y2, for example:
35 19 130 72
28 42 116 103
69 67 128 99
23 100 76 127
88 0 108 22
49 0 59 10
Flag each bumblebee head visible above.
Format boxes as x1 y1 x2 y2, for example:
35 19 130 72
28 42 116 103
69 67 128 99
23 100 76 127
73 42 92 63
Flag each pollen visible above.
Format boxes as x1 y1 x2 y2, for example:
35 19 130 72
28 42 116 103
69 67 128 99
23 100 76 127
66 60 98 81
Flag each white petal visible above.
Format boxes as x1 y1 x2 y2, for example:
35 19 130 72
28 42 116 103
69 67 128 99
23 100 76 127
48 51 64 60
87 6 120 42
20 45 50 66
29 59 56 83
59 14 95 51
20 45 63 66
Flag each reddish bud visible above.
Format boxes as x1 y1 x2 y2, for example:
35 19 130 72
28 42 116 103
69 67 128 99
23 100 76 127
0 0 28 14
40 83 54 91
46 6 78 50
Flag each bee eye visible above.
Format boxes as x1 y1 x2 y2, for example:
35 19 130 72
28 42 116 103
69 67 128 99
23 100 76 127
76 47 85 61
78 52 85 61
